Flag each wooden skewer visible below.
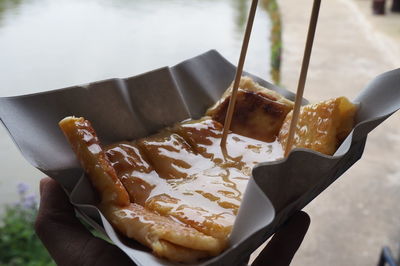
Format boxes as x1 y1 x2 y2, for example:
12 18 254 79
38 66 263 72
220 0 259 150
284 0 321 157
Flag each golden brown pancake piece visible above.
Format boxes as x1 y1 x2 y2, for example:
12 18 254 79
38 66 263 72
105 118 283 241
59 117 225 263
278 97 357 155
59 117 129 206
207 76 294 142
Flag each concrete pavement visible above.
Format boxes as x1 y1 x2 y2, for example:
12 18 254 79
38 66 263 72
278 0 400 265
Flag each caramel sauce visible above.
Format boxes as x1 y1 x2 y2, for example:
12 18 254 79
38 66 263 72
105 118 283 240
59 117 130 206
278 97 357 155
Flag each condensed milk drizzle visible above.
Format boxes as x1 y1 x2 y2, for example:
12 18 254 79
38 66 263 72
105 118 283 239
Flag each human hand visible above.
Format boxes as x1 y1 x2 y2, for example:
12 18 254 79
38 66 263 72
35 177 309 266
251 211 310 266
35 177 133 266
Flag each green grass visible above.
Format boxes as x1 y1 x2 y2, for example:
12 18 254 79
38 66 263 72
0 184 54 266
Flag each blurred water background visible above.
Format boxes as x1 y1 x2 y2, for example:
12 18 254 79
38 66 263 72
0 0 273 211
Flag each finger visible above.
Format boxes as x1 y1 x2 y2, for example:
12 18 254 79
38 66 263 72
35 177 132 266
252 211 310 266
36 178 91 240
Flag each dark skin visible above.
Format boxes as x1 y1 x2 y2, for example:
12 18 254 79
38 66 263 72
35 177 310 266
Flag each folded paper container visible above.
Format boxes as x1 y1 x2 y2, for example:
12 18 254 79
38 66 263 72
1 50 399 266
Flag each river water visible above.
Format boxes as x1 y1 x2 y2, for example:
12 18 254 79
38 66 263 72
0 0 271 209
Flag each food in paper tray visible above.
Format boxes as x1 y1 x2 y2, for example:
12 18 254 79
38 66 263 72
59 76 357 262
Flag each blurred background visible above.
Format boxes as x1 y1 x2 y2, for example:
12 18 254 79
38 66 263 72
0 0 399 265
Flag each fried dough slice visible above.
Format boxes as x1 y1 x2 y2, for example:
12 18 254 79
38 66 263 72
105 124 275 240
278 97 357 155
59 117 224 262
103 203 223 261
206 76 294 142
137 132 215 179
127 120 283 240
173 118 284 170
59 117 129 206
105 138 235 240
136 132 238 240
106 142 156 206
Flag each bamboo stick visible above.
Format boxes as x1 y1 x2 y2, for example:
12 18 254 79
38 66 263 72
284 0 321 157
220 0 259 150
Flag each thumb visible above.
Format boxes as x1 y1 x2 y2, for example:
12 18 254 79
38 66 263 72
252 211 310 266
35 177 132 266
